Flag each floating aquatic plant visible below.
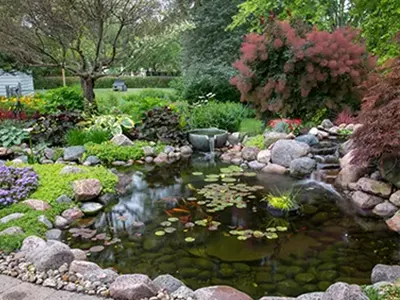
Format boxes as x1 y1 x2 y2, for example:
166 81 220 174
164 227 176 234
167 217 179 223
155 231 166 236
185 237 195 243
160 221 172 227
192 172 203 176
262 188 300 211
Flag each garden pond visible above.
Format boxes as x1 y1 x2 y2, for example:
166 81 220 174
67 155 400 299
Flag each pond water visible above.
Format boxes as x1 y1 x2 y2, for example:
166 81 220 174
68 155 400 299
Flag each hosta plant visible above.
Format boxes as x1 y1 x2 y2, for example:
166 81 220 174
0 126 29 147
0 166 39 206
86 115 135 136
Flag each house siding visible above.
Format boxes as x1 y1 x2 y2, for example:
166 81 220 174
0 70 35 96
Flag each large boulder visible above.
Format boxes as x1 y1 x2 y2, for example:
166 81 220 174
257 150 271 164
72 179 102 201
264 132 289 148
70 260 118 284
241 147 260 161
321 282 368 300
153 274 184 293
297 293 325 300
371 264 400 284
111 134 134 146
379 156 400 188
351 191 384 209
335 150 369 189
356 178 392 198
21 236 46 254
290 157 316 178
261 164 288 175
194 286 252 300
271 140 310 168
110 274 157 300
28 240 74 272
63 146 85 161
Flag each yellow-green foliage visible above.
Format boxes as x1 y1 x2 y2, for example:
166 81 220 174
244 134 265 149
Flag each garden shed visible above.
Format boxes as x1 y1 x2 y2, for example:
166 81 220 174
0 69 34 96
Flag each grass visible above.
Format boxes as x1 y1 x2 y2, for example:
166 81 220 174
0 164 118 252
262 189 299 211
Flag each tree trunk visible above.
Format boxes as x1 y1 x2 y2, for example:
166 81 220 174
80 76 96 103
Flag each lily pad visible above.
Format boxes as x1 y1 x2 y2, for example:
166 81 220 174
220 168 233 173
168 217 179 223
266 227 277 232
185 222 195 228
164 227 176 234
192 172 203 176
198 201 207 205
276 226 288 232
206 174 220 178
185 237 196 243
155 231 166 236
266 232 278 239
222 178 236 183
195 219 208 226
253 231 264 238
204 178 219 182
187 197 197 201
160 221 172 227
237 236 249 241
243 172 257 177
89 245 105 253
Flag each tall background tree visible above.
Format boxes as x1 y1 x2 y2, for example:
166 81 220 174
0 0 168 103
179 0 247 101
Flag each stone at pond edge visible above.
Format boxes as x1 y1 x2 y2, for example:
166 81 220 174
264 131 290 148
271 140 310 168
22 199 51 211
248 160 266 170
194 285 252 300
296 134 319 146
111 134 134 146
0 212 24 224
390 190 400 207
261 163 288 175
56 194 72 204
72 178 102 201
371 264 400 283
70 260 118 284
356 177 392 198
241 146 260 161
335 150 369 189
153 274 184 293
81 202 104 215
171 286 196 299
0 226 24 235
62 207 84 223
379 155 400 188
321 282 368 300
297 292 325 300
290 157 316 178
28 240 74 272
54 216 69 229
84 155 101 165
257 149 271 164
321 119 334 129
154 153 168 164
63 146 85 161
372 201 398 218
351 191 384 209
180 145 193 156
21 236 46 254
71 248 87 261
110 274 157 300
45 229 62 241
98 193 116 206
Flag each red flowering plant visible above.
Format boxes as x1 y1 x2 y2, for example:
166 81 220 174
231 18 375 118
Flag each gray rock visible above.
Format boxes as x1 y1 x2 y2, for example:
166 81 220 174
71 248 87 261
63 146 85 161
389 191 400 207
309 127 319 136
45 229 62 241
21 236 47 254
98 193 116 206
69 260 118 284
15 155 28 163
22 199 51 211
54 216 69 229
56 194 72 204
264 131 289 148
145 156 154 163
28 240 74 271
171 286 196 299
257 150 271 164
371 264 400 284
44 148 56 160
297 293 324 300
195 286 252 300
61 207 84 223
228 132 241 145
321 119 334 129
260 298 295 300
0 212 24 224
296 134 319 146
241 146 260 161
262 163 288 175
38 215 53 229
340 139 354 155
153 274 184 293
0 226 24 236
163 146 175 154
60 166 85 175
154 153 168 164
72 178 102 201
110 274 157 300
336 151 369 189
372 201 398 218
356 177 392 198
271 140 310 167
84 155 101 165
111 134 134 146
386 212 400 232
231 158 243 165
351 191 384 209
290 157 316 178
322 282 368 300
180 146 193 156
379 156 400 188
40 159 54 164
370 171 383 181
142 146 155 157
81 202 104 215
43 278 57 288
248 160 266 170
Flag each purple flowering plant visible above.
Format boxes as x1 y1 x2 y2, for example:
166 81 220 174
0 166 39 206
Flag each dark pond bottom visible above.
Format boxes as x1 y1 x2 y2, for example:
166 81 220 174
68 155 400 299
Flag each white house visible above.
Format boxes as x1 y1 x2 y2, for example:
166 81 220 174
0 70 34 96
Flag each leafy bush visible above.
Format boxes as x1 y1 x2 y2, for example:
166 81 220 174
34 76 178 89
0 95 44 114
0 126 29 147
239 118 265 136
187 101 254 132
231 19 375 118
0 166 38 206
244 135 265 149
352 56 400 164
42 86 85 113
86 115 135 136
139 107 187 145
30 112 83 146
66 129 111 146
119 97 171 122
84 141 164 163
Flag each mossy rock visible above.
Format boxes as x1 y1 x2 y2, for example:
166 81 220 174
255 272 274 283
159 262 177 274
179 268 198 278
193 258 216 271
295 272 316 284
153 254 175 264
234 281 260 297
319 270 338 281
142 237 162 251
339 266 357 274
233 263 251 273
219 266 235 278
318 263 338 271
303 284 318 292
197 270 212 280
318 281 331 291
210 277 232 286
285 266 303 277
276 280 302 296
176 257 194 268
310 212 329 224
259 283 277 293
277 233 321 260
274 273 286 282
302 204 318 215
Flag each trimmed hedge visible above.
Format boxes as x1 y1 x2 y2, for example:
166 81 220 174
34 76 179 90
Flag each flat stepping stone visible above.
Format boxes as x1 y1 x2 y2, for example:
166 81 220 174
81 202 103 215
0 213 24 224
